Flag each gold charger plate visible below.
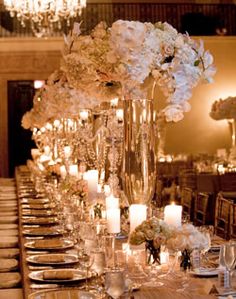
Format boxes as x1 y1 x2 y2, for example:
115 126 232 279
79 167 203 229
29 269 91 283
27 253 78 265
24 239 74 250
28 289 96 299
23 226 62 236
22 210 55 217
22 217 58 225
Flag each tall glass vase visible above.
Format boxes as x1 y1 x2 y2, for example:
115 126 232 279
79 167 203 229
122 98 156 209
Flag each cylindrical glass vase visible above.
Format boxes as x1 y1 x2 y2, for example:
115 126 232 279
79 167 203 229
122 99 156 205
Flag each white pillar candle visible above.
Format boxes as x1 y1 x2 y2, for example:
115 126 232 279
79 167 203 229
64 146 71 159
164 203 182 227
69 164 79 177
60 165 67 179
160 251 169 265
106 208 120 234
106 195 119 210
101 210 106 219
97 184 102 193
104 184 111 196
44 146 51 155
84 170 98 202
116 109 124 122
110 97 119 108
129 204 147 232
80 110 89 121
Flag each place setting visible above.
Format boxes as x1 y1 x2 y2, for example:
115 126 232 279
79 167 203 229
24 238 74 251
26 253 79 266
22 226 63 237
22 216 59 226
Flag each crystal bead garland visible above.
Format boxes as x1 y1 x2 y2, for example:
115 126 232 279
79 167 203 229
122 98 156 206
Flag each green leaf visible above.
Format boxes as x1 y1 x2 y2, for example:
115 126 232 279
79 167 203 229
194 60 200 66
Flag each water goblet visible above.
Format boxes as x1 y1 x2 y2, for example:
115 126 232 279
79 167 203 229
90 249 106 295
105 268 125 299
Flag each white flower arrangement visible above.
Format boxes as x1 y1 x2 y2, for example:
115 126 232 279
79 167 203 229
210 96 236 120
129 218 209 253
21 70 99 129
166 223 209 252
62 20 215 122
22 19 216 129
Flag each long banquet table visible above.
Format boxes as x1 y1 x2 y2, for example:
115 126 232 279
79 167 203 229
14 166 228 299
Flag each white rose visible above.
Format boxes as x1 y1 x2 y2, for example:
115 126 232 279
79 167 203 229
163 105 184 122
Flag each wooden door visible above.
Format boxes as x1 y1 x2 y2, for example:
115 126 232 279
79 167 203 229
8 81 35 177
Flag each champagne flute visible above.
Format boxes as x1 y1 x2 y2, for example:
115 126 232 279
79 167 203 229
105 268 125 299
78 253 94 290
222 243 236 288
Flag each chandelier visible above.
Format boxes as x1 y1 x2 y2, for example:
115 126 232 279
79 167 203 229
3 0 86 37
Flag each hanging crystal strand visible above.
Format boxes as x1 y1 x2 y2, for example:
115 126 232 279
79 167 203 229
106 106 124 195
108 139 121 196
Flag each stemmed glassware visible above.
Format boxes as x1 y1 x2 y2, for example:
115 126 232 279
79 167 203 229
220 242 236 289
105 268 125 299
78 253 94 291
198 225 213 264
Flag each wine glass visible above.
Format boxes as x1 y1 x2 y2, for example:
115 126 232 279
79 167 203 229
198 225 213 265
91 250 106 276
78 253 94 291
221 243 236 288
105 268 125 299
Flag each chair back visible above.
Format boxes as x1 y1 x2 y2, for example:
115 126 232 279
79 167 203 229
194 192 211 226
215 192 233 239
181 187 194 221
179 168 197 191
220 173 236 192
229 201 236 239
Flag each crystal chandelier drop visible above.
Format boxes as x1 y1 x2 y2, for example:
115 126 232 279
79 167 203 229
3 0 86 37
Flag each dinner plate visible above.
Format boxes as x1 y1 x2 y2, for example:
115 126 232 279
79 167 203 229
22 204 55 210
29 269 90 283
28 289 96 299
189 267 219 277
21 198 49 204
22 210 55 217
25 239 74 250
22 217 58 225
23 227 62 236
27 253 78 265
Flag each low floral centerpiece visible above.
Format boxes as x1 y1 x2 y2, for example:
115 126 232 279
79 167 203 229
129 218 209 269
